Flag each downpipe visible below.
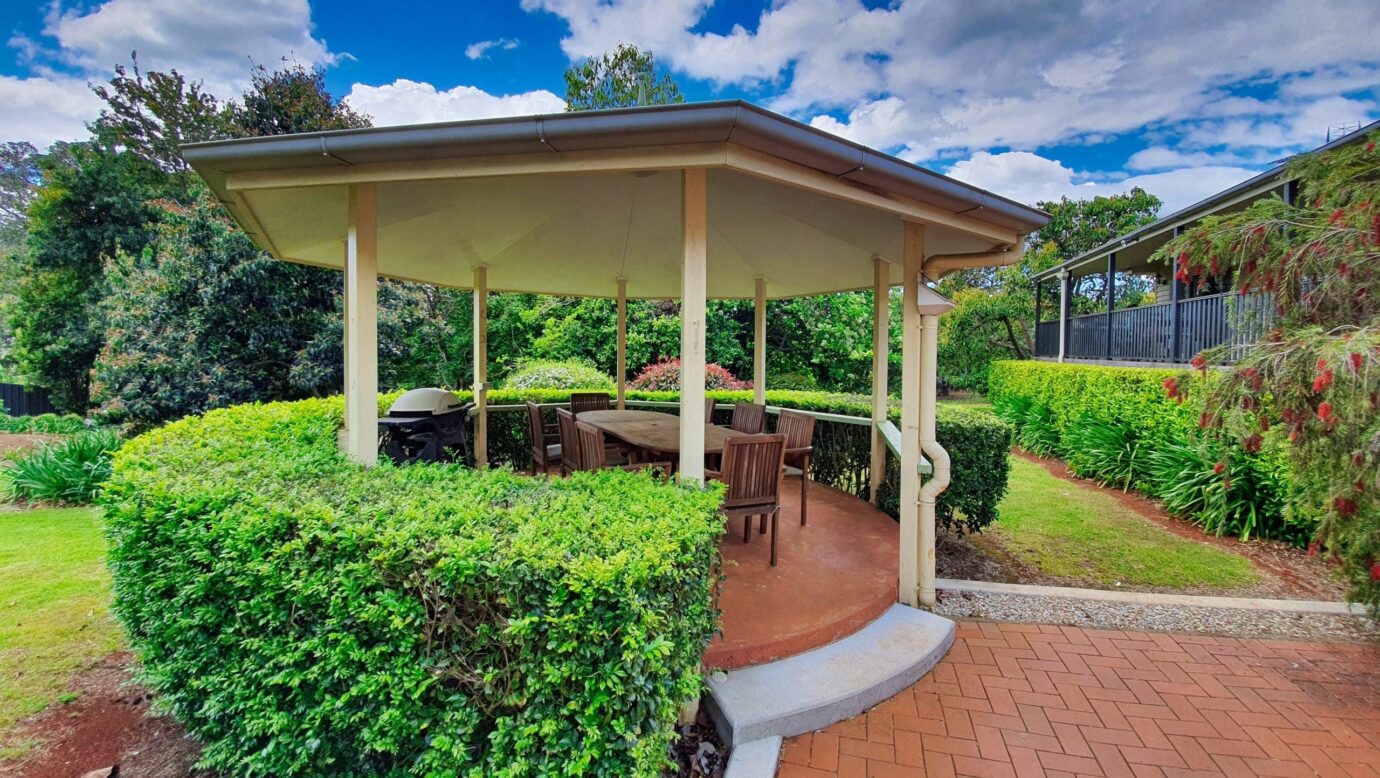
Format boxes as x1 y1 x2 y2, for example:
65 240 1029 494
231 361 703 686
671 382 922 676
917 313 951 608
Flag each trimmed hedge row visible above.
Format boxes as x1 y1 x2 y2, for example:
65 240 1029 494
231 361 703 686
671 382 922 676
988 361 1313 544
460 389 1012 534
104 397 725 776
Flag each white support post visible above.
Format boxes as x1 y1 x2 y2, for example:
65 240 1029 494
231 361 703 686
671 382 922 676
1057 269 1069 363
473 265 489 468
869 256 889 505
344 184 379 466
679 169 708 483
616 277 628 410
898 222 925 607
753 276 766 405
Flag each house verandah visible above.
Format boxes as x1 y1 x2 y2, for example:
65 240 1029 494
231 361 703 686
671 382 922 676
1031 119 1378 368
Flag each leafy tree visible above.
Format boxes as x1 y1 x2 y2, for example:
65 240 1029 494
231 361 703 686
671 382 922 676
0 141 40 232
1033 188 1162 312
7 145 177 411
564 43 684 111
1156 132 1379 611
89 54 230 173
228 62 370 136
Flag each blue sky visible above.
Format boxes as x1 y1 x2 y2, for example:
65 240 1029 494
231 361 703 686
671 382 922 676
2 0 1377 213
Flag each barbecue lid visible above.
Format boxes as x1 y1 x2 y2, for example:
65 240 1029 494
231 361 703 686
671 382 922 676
389 387 465 416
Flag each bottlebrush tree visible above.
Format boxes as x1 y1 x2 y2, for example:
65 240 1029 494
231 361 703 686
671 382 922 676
1157 131 1379 612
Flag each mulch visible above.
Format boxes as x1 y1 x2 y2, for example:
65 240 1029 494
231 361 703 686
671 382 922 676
0 434 60 458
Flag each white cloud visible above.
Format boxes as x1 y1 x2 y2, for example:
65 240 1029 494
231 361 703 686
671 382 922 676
0 75 103 149
465 38 520 60
947 150 1258 213
2 0 339 148
343 80 565 126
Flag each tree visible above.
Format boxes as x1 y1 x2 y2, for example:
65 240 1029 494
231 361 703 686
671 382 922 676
1157 132 1379 612
0 141 40 232
564 43 684 111
6 145 177 411
228 62 370 137
89 54 230 173
1032 188 1162 312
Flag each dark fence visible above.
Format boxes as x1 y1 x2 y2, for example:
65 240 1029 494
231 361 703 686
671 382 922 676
1035 292 1275 364
0 383 56 417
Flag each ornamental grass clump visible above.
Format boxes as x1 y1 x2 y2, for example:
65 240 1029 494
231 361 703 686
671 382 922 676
102 397 725 776
1153 131 1379 611
5 427 120 504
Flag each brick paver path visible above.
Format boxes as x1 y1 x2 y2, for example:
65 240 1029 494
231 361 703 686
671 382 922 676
780 621 1380 778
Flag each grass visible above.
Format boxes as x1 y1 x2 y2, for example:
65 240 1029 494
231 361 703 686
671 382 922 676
990 457 1260 590
0 507 120 760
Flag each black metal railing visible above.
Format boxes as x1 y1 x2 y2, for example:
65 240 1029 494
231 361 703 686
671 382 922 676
1034 292 1274 364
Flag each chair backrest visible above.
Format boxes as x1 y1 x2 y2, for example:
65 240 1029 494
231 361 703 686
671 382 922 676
730 402 766 434
569 393 610 416
777 409 816 450
718 434 786 509
526 401 546 457
555 408 580 471
705 396 717 423
574 421 609 471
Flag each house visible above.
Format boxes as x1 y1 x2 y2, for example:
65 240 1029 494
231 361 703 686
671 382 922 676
1031 119 1379 367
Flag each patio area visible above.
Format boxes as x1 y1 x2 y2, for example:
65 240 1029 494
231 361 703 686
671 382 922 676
779 621 1380 777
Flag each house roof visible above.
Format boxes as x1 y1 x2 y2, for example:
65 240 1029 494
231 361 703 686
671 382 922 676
183 100 1049 300
1033 118 1380 283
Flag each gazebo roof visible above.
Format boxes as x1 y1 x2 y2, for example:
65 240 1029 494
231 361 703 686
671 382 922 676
184 100 1048 299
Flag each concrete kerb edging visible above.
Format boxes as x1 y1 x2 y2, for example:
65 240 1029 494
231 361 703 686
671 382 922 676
936 577 1368 616
723 736 782 778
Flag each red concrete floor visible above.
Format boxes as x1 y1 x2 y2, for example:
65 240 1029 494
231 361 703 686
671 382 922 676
704 478 899 670
780 621 1380 778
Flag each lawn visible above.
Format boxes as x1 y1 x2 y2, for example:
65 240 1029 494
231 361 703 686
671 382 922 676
0 507 120 760
990 457 1260 590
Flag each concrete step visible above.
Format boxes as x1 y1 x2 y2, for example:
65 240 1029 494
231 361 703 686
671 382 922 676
705 604 955 747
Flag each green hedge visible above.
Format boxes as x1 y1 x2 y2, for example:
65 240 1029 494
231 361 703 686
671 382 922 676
988 361 1313 544
0 412 89 435
462 389 1012 534
103 397 724 776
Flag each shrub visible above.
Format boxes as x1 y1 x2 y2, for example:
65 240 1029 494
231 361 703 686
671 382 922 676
5 428 120 503
766 371 818 391
501 359 615 390
0 412 90 435
628 358 747 391
989 360 1307 543
103 398 724 776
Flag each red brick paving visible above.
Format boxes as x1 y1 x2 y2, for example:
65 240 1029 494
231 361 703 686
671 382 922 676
779 621 1380 778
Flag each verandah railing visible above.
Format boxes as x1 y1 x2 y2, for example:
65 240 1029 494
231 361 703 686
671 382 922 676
1038 292 1275 363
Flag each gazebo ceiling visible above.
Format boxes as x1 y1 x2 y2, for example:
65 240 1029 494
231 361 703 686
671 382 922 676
185 101 1049 299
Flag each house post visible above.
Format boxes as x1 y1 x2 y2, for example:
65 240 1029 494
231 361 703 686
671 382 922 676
343 184 378 466
1169 226 1184 362
899 222 924 607
1105 253 1116 360
1057 269 1070 362
616 276 628 410
1033 278 1043 354
472 265 489 468
753 276 767 405
869 256 889 505
679 169 708 483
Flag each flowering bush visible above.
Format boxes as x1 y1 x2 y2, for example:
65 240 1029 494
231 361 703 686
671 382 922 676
501 359 614 390
627 358 748 391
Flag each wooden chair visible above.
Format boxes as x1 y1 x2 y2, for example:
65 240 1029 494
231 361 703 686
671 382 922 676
777 409 816 525
569 392 611 416
574 421 670 476
708 434 787 566
555 408 582 475
705 396 718 424
525 401 561 475
730 402 766 434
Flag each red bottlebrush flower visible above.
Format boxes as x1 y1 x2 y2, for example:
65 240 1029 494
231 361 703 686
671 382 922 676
1354 480 1366 493
1339 262 1350 277
1368 141 1377 152
1222 477 1233 492
1289 429 1301 443
1317 357 1328 370
1312 369 1334 392
1209 257 1220 275
1328 208 1345 225
1199 412 1213 429
1349 352 1364 372
1268 328 1283 343
1355 451 1367 467
1372 213 1380 245
1190 354 1207 370
1259 415 1270 432
1307 542 1319 558
1177 251 1190 266
1242 434 1263 454
1333 497 1358 517
1241 395 1259 411
1213 461 1226 475
1162 377 1179 398
1317 401 1334 421
1371 560 1380 582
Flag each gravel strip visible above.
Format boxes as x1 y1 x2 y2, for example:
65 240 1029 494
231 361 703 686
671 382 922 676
934 590 1380 642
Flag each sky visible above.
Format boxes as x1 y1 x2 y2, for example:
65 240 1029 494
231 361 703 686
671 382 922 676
1 0 1377 214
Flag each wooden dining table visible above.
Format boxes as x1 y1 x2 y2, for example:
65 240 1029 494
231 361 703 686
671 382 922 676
577 409 741 457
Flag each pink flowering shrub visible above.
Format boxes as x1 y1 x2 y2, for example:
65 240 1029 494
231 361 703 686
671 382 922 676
628 358 748 391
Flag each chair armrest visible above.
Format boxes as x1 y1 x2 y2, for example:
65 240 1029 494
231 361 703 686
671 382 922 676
704 469 724 482
785 446 813 457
